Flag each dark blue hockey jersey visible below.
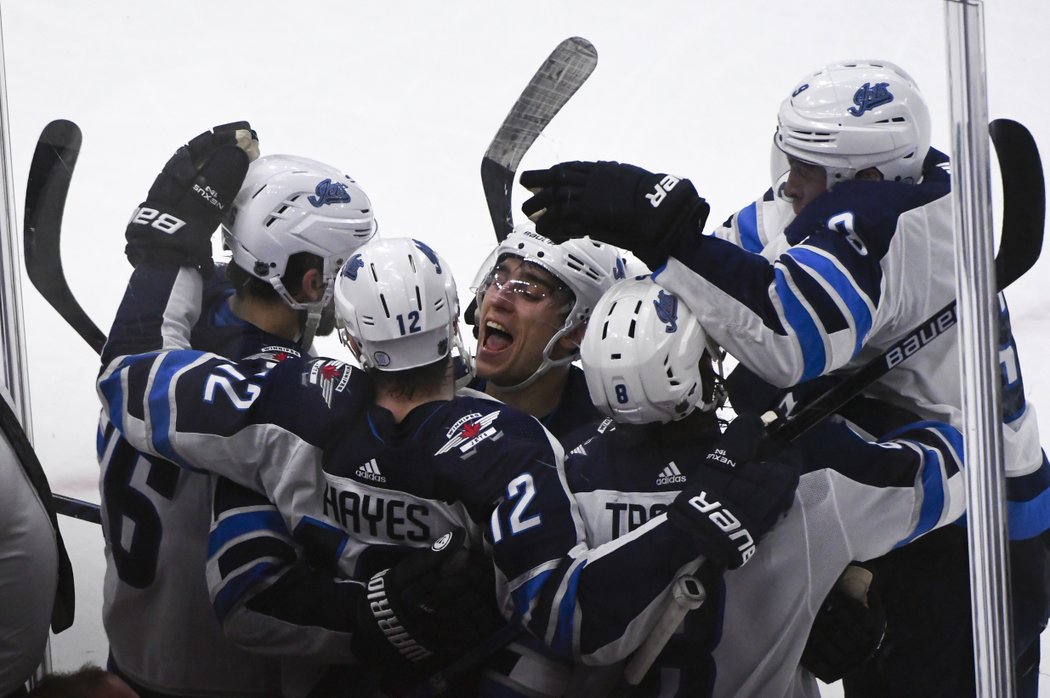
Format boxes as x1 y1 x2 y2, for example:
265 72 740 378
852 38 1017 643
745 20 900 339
566 404 966 697
98 264 719 672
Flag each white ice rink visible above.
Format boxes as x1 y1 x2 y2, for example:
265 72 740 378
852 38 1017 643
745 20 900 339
3 1 1049 694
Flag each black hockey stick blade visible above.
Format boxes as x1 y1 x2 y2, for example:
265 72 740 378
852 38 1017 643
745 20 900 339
24 119 106 355
990 118 1044 289
767 118 1044 445
481 36 597 241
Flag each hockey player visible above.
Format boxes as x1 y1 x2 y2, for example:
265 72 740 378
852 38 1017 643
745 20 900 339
97 228 801 694
99 122 391 696
0 404 61 697
519 59 1050 696
465 226 627 693
569 276 968 697
467 223 624 448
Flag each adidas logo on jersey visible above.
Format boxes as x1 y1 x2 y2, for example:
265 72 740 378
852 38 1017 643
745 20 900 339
656 461 687 486
356 458 386 484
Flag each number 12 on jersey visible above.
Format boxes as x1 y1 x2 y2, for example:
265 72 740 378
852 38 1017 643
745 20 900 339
491 473 542 543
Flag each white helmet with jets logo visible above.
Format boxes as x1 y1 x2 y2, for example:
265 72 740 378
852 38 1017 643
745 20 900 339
222 154 378 341
582 276 714 424
335 237 471 374
772 59 931 190
472 222 625 390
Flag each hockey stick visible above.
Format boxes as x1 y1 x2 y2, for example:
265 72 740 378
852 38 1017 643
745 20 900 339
622 573 706 686
53 493 102 525
24 119 106 354
766 118 1044 444
23 120 107 525
481 36 597 242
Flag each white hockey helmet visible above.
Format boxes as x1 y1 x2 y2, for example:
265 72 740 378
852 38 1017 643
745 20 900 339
472 222 626 390
772 59 931 190
582 277 712 424
222 154 377 342
335 237 470 374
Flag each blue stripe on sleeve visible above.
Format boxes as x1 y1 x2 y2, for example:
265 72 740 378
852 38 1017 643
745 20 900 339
552 562 586 656
773 267 825 381
896 443 947 547
511 569 553 621
788 246 873 357
212 561 277 620
147 350 202 471
736 203 762 253
208 510 289 557
98 367 128 436
882 421 963 478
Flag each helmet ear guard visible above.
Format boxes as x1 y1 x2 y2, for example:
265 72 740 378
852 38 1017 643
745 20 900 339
773 59 931 191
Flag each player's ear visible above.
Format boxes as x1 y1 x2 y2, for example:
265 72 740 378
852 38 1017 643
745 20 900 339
296 268 326 303
553 321 587 358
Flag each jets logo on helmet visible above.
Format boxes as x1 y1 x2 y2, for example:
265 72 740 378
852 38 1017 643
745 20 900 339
413 240 443 273
342 254 365 280
849 81 893 116
654 290 679 333
308 178 353 207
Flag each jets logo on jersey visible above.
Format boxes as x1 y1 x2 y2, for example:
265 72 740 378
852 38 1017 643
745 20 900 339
355 458 386 484
654 290 679 333
308 178 352 207
305 360 353 407
435 410 503 458
241 345 301 366
848 81 893 116
656 461 686 486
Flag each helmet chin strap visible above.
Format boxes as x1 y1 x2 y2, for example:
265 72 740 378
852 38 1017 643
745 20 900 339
268 275 330 351
488 325 576 393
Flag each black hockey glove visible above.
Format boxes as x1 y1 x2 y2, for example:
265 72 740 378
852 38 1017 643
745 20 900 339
125 121 258 274
667 413 800 569
519 161 710 269
801 565 886 683
351 529 503 669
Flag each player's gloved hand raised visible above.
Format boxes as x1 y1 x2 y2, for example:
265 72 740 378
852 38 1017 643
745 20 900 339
125 121 259 274
801 564 886 683
351 529 503 668
667 412 800 569
519 161 710 269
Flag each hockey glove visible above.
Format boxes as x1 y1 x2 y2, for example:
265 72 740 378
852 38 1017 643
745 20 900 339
801 565 886 683
125 121 259 274
351 529 503 668
666 412 800 569
519 161 710 269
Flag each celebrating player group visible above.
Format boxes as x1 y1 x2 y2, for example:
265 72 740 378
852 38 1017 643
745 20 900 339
92 59 1050 698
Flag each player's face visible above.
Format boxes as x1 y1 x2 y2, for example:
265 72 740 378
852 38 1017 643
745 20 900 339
783 156 828 215
475 256 572 386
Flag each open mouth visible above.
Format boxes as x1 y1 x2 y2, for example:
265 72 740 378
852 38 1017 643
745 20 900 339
481 320 514 352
